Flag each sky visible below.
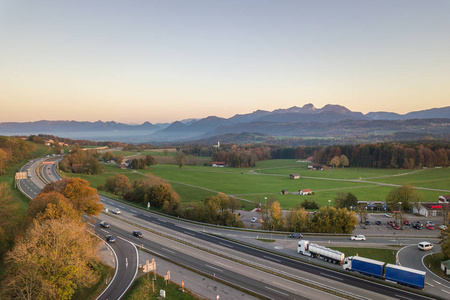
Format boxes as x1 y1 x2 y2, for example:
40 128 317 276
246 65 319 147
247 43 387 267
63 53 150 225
1 0 449 124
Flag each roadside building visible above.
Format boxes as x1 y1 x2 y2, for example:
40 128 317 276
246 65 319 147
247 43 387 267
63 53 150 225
441 260 450 276
290 174 300 179
413 202 450 217
281 188 288 195
308 163 324 170
357 201 386 212
439 195 450 203
299 189 312 195
212 161 227 167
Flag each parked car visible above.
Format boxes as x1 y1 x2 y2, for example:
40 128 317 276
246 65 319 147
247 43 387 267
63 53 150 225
392 223 400 230
350 235 366 241
255 208 261 212
106 235 115 243
251 217 258 223
403 219 410 226
426 221 434 226
133 230 143 238
413 221 423 229
384 213 392 217
375 220 382 225
365 220 370 225
100 221 110 228
112 208 121 214
439 225 448 230
426 224 434 230
387 220 395 226
289 233 303 239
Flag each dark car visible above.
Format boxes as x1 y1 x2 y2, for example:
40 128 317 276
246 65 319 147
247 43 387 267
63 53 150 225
133 230 143 238
365 220 370 225
375 220 382 225
413 222 423 229
289 233 303 239
106 235 115 243
100 221 110 228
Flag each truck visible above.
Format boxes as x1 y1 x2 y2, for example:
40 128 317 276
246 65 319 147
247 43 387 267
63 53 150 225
343 256 426 289
297 240 344 264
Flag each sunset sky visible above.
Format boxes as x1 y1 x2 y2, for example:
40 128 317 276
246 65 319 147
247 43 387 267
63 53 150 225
1 1 449 124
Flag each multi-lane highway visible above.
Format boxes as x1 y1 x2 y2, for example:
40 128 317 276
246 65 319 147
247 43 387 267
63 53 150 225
19 157 449 299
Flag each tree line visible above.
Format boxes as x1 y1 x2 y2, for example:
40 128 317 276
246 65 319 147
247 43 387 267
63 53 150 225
0 136 36 175
58 148 103 175
1 178 104 299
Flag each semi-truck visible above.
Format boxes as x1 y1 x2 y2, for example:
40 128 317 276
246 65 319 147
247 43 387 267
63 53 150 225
297 240 344 264
343 256 426 289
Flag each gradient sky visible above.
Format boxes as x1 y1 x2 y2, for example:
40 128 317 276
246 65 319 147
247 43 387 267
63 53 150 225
1 1 449 124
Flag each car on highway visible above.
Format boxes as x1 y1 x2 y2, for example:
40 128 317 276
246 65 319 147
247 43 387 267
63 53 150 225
289 233 303 239
439 225 448 230
106 235 115 243
426 223 434 230
251 217 258 223
403 219 410 226
100 221 110 228
375 220 382 225
132 230 143 238
350 235 366 241
112 208 121 214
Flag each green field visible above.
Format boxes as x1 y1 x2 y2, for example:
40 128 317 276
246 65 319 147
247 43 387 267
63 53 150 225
62 159 450 210
330 247 397 264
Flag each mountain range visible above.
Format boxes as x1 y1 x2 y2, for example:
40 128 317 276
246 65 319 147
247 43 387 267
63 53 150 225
1 104 449 143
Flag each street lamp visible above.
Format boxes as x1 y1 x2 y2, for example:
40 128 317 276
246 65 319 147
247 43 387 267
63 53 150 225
398 202 402 228
328 199 331 208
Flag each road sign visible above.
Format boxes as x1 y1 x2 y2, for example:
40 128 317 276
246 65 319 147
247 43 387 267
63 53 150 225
42 161 55 165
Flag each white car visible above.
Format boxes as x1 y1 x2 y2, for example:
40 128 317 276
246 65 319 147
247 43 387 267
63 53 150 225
251 217 258 223
350 235 366 241
439 225 448 230
112 208 121 214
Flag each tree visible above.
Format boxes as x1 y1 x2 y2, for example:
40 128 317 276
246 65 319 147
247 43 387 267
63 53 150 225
117 154 124 164
268 201 284 231
228 196 242 212
40 178 103 216
385 185 423 212
285 207 310 232
105 173 132 196
339 154 349 168
335 192 358 209
440 225 450 259
330 156 340 168
145 154 156 166
3 217 100 300
175 151 185 169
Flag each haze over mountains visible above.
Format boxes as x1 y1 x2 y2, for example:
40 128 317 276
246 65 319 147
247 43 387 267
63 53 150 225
1 104 449 143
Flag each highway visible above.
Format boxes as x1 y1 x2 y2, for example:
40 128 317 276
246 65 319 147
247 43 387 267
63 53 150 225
19 157 447 299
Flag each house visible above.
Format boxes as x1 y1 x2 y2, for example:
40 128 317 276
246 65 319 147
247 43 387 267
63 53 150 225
357 201 386 212
290 174 300 179
299 189 312 195
413 202 450 217
212 161 227 167
281 189 288 195
308 163 324 171
439 195 450 203
441 260 450 276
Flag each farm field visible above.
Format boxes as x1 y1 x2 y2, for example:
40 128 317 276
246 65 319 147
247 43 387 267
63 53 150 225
62 159 450 210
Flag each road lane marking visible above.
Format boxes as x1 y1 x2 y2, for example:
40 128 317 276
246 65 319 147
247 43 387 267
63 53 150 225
214 261 232 269
183 231 195 236
101 229 109 233
434 280 442 285
442 289 450 295
126 257 128 268
130 209 137 213
219 242 233 248
273 282 296 291
263 256 281 262
227 234 237 237
265 286 289 296
320 272 343 281
205 264 223 272
395 294 412 300
162 248 175 254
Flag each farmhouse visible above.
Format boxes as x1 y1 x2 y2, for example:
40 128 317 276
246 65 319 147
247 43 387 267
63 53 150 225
413 202 450 217
212 161 227 167
299 189 312 195
281 189 288 195
308 163 324 171
290 174 300 179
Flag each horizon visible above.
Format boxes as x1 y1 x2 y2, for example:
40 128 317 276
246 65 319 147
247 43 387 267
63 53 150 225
1 1 449 123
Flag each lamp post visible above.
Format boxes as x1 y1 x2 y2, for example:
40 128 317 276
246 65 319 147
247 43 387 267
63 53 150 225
398 202 402 229
328 199 331 208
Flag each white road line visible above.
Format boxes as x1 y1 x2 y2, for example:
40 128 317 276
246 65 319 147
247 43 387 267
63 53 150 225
265 286 289 296
227 234 237 237
205 264 223 272
263 256 281 263
126 257 128 268
395 294 412 300
162 248 175 254
101 229 109 233
219 242 233 248
214 261 232 269
130 209 137 213
434 280 442 285
320 272 344 281
273 282 296 291
183 231 195 236
442 289 450 295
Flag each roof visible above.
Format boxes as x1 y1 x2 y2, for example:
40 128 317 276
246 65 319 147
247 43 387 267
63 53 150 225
420 202 450 211
441 260 450 268
301 189 312 192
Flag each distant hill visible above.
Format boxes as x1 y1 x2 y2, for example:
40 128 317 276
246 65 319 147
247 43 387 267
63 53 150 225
0 104 448 143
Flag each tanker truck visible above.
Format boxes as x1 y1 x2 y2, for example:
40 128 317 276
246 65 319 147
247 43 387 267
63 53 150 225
297 240 344 264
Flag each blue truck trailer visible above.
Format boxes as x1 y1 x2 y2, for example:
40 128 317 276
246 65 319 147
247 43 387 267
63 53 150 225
343 256 426 289
385 264 426 289
343 256 385 278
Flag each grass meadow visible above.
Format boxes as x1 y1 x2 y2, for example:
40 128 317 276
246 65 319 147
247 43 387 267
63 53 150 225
63 158 450 210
